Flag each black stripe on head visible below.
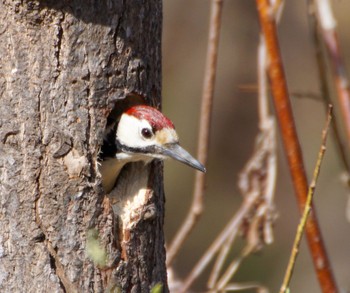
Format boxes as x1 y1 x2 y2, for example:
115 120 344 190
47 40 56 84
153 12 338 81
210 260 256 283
115 139 161 156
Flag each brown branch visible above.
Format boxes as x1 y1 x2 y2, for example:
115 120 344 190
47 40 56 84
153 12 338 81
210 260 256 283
166 0 223 266
280 106 332 293
255 1 338 292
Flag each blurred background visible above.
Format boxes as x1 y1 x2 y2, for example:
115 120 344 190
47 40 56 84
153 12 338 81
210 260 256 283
161 1 350 292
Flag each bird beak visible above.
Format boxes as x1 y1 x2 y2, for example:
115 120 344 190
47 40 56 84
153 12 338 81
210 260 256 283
160 143 206 173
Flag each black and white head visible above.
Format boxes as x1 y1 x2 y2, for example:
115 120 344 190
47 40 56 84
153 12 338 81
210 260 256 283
115 105 205 172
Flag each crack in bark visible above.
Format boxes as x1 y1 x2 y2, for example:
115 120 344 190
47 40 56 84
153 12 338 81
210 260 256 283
106 0 126 68
115 0 126 50
2 130 20 144
46 241 77 293
34 203 77 293
34 87 76 293
85 74 96 184
49 254 66 293
54 12 65 82
34 87 44 229
34 86 44 227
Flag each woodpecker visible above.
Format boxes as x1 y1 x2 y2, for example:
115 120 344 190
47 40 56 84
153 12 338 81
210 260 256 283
100 105 206 192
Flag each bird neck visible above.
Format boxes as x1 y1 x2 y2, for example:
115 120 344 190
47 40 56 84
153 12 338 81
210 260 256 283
100 157 126 193
100 154 154 193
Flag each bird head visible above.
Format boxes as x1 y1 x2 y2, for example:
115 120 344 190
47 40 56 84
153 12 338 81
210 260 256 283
115 105 206 173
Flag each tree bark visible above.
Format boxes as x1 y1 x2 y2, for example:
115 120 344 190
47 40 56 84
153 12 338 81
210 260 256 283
0 1 167 292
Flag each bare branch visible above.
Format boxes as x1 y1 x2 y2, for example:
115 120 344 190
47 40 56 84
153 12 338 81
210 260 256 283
180 191 259 292
280 106 333 293
207 228 239 289
224 282 268 293
167 0 224 266
255 0 338 292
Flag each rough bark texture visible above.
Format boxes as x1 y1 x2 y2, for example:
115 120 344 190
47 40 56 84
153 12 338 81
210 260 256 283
0 0 167 292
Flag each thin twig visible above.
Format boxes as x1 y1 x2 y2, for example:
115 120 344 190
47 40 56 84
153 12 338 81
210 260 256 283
280 106 333 293
167 0 224 266
255 0 338 292
181 191 259 293
315 0 350 152
308 0 350 174
224 282 268 293
208 13 279 289
238 85 324 102
215 255 244 291
207 228 237 289
257 35 269 126
256 33 278 231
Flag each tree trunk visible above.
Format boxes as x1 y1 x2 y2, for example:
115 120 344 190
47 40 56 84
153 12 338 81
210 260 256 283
0 1 167 292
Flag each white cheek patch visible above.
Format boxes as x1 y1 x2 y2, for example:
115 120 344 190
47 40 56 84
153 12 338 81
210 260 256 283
117 114 179 150
117 115 155 148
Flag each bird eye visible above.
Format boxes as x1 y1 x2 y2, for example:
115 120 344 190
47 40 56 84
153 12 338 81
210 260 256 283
141 128 153 139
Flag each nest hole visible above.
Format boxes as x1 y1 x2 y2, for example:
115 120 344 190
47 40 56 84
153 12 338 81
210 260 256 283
100 93 146 160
